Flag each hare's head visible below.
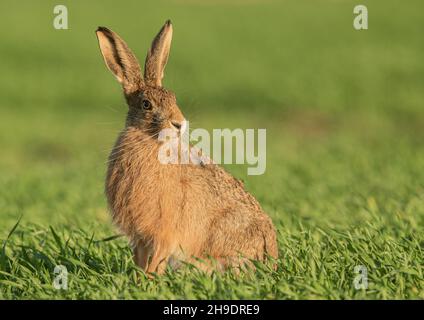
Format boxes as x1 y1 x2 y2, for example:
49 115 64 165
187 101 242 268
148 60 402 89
96 21 185 135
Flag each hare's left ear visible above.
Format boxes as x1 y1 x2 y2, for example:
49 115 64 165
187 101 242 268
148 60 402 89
144 20 173 87
96 27 143 93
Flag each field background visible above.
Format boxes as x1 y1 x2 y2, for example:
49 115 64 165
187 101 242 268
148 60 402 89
0 0 423 299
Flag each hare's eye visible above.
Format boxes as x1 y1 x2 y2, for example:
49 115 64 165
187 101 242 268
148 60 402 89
142 99 152 110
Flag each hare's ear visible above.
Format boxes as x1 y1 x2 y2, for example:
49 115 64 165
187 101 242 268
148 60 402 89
96 27 143 92
144 20 173 87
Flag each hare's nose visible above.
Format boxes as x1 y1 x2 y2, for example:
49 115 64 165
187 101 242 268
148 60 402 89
171 120 182 130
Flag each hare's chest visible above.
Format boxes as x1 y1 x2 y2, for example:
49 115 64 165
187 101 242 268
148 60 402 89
106 158 156 206
106 158 183 215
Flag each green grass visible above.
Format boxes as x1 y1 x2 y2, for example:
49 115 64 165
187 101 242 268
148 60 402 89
0 0 423 299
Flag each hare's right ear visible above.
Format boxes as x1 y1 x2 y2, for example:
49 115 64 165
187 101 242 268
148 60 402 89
144 20 173 87
96 27 143 92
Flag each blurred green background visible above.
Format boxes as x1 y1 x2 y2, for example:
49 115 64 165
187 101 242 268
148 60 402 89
0 0 423 299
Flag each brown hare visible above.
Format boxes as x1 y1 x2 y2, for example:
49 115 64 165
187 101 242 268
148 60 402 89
96 20 278 275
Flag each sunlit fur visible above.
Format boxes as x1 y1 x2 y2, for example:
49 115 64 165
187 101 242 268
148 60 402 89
97 21 278 274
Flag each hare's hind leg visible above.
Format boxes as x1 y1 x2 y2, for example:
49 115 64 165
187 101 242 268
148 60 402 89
207 213 278 268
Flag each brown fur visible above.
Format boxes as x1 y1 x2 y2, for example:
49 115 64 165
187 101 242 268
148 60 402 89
96 21 278 274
